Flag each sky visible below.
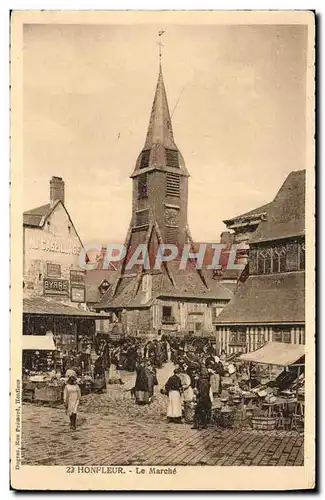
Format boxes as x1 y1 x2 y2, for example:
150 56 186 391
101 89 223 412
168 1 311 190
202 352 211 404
23 22 307 245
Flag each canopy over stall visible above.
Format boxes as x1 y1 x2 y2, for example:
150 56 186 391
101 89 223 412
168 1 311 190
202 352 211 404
22 335 57 351
239 341 305 366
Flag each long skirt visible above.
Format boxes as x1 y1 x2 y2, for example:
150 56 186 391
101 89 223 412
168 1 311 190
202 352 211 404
135 390 150 405
167 390 182 418
209 387 214 404
210 373 220 395
109 364 120 382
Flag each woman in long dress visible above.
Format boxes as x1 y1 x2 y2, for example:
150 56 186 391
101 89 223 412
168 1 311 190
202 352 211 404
64 376 81 430
134 360 150 405
165 369 183 423
109 347 124 385
179 370 194 403
145 362 158 402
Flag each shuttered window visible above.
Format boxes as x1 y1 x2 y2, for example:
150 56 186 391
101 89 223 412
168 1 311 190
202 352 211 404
166 172 180 197
165 226 178 244
135 209 149 227
165 149 179 168
138 173 148 199
140 150 150 169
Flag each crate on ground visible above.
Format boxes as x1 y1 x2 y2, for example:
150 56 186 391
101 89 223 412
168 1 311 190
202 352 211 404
34 385 62 403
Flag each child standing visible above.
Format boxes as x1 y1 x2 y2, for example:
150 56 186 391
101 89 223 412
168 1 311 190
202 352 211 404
64 376 81 430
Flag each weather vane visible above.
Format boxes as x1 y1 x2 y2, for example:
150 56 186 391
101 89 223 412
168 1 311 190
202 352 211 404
157 30 165 62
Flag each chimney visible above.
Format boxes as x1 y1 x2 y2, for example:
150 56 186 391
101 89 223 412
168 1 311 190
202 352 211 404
50 176 65 206
220 231 234 247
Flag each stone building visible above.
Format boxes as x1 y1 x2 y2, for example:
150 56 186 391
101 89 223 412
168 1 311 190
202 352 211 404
23 176 104 351
215 170 305 354
95 64 232 337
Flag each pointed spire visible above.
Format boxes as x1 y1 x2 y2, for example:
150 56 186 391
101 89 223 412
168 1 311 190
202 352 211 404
144 64 177 150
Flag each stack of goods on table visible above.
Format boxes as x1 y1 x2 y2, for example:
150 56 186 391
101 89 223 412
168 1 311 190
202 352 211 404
23 372 65 403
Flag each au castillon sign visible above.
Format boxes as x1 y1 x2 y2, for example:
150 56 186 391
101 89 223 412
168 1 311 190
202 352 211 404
27 235 81 256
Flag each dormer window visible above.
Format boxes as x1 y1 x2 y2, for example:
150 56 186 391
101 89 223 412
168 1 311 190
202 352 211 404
99 280 111 296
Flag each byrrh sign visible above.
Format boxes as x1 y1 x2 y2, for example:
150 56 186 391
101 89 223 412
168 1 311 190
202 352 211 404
44 278 69 296
27 235 81 256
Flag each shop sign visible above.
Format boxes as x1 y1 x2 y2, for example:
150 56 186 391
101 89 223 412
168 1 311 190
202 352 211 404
27 235 81 256
47 263 61 277
70 270 85 285
71 286 85 303
43 278 69 296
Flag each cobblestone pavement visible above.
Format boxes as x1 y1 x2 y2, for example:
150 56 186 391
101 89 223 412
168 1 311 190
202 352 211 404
21 363 304 467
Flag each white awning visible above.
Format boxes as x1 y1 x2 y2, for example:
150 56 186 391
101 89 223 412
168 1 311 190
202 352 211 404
239 341 305 366
22 335 57 351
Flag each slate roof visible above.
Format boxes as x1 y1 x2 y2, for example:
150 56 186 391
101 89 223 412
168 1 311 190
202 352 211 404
95 261 233 310
223 202 272 225
85 270 119 304
23 297 110 318
131 64 189 178
249 170 305 244
23 203 53 227
215 271 305 325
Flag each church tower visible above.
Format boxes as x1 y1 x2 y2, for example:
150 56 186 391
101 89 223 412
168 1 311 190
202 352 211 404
130 63 190 248
96 54 233 325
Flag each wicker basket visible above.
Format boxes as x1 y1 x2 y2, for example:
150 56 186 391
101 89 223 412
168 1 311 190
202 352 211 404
184 402 196 423
92 378 106 392
251 416 277 431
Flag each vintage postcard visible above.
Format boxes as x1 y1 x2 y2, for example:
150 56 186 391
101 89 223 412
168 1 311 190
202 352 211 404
10 10 315 490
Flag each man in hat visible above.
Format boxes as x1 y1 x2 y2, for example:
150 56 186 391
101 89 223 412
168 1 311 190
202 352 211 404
192 365 212 429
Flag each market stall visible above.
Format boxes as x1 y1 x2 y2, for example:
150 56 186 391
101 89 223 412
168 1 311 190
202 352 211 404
22 334 63 403
237 342 305 431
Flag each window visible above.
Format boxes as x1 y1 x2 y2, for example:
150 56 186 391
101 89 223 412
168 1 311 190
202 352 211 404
165 226 178 244
166 172 180 197
230 330 246 344
272 329 291 343
195 323 201 332
213 306 223 318
162 306 172 318
162 306 175 324
135 209 149 227
99 280 111 296
257 249 266 274
298 242 305 270
252 328 265 346
264 248 272 274
273 246 287 273
257 245 287 274
138 173 148 199
165 149 179 168
140 150 150 169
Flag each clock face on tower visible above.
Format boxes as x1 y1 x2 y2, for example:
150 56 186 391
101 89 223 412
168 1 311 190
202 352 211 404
165 207 180 227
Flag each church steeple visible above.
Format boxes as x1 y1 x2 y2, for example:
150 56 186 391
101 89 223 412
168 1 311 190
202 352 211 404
144 63 177 150
131 64 189 178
